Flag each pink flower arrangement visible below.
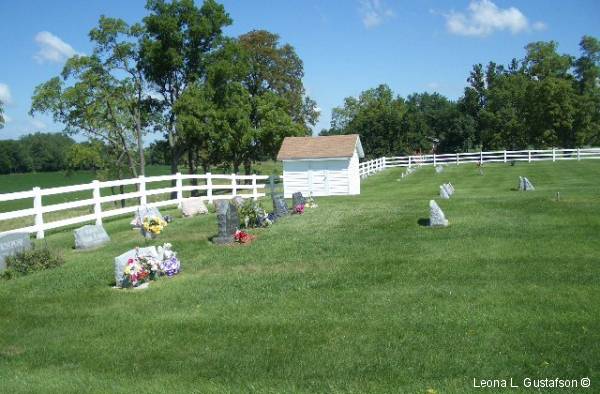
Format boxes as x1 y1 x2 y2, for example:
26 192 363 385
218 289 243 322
294 204 305 214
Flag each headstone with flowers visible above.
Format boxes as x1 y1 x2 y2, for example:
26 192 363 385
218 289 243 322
141 216 168 240
429 200 449 227
114 243 181 288
131 206 163 228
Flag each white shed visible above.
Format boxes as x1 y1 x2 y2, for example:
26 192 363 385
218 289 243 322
277 134 365 198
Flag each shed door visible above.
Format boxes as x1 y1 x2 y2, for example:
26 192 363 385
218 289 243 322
308 160 349 196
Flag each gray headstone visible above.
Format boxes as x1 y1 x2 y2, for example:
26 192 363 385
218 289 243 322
226 201 240 234
292 192 305 207
0 233 32 271
429 200 448 227
114 246 158 287
232 196 245 207
213 200 238 244
518 176 523 191
435 165 444 173
74 224 110 250
439 185 450 199
442 183 453 196
131 206 163 228
523 177 535 191
447 183 455 194
181 197 208 217
272 195 289 219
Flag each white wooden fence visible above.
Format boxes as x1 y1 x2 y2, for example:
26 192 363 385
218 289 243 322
359 147 600 177
0 173 269 239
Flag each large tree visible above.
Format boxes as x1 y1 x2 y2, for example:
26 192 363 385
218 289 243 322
31 17 155 178
140 0 232 176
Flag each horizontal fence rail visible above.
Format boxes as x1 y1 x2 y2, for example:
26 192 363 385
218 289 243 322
0 172 269 239
359 147 600 177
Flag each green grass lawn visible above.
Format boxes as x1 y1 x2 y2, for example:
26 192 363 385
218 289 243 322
1 160 599 393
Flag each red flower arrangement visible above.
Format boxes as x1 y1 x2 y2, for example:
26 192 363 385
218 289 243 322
294 204 305 214
234 230 256 244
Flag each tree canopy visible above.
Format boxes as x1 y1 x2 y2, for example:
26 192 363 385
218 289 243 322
321 36 600 156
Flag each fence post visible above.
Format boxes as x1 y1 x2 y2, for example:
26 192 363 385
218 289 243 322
480 151 483 164
577 148 580 161
528 150 531 163
408 156 412 168
433 154 436 166
504 150 507 163
382 157 386 170
206 173 213 203
176 172 183 207
33 187 44 239
456 153 459 165
138 175 147 206
231 174 237 197
251 175 258 200
552 148 556 162
92 180 102 225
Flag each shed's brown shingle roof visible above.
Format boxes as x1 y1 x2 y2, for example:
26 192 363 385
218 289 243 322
277 134 363 160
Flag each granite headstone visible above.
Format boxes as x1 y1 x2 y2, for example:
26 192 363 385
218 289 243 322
180 197 208 217
131 206 163 228
114 246 158 287
0 233 32 271
212 200 235 244
523 177 535 191
429 200 449 227
292 192 305 208
74 224 110 250
272 195 289 219
439 185 450 199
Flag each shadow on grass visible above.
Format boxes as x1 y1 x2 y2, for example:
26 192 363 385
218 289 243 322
417 218 430 227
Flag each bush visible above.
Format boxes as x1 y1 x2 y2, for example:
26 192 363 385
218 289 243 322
1 248 65 279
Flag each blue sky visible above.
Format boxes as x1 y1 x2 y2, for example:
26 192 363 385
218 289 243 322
0 0 599 141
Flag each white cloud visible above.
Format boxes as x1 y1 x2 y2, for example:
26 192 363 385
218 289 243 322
445 0 544 37
426 82 440 90
359 0 394 29
34 31 78 63
3 114 11 123
532 21 547 31
0 83 12 104
30 118 47 130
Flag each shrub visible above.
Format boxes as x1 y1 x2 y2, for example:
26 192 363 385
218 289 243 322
1 248 65 279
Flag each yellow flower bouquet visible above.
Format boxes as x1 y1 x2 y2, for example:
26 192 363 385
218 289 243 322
141 216 167 239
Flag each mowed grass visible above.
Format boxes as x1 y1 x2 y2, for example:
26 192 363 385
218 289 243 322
0 160 599 393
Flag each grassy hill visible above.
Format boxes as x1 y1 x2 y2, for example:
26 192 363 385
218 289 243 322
1 160 599 393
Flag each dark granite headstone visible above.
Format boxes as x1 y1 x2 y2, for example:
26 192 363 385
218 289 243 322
292 192 305 207
0 233 32 271
226 201 240 235
213 200 239 244
74 224 110 250
272 195 289 219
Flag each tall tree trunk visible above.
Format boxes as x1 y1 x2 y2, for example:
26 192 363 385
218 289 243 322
188 148 199 197
243 159 252 184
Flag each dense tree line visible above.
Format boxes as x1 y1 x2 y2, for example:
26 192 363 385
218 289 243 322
30 0 317 181
321 36 600 157
0 133 75 174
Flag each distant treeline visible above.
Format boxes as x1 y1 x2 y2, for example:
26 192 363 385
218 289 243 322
0 133 169 175
321 36 600 158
